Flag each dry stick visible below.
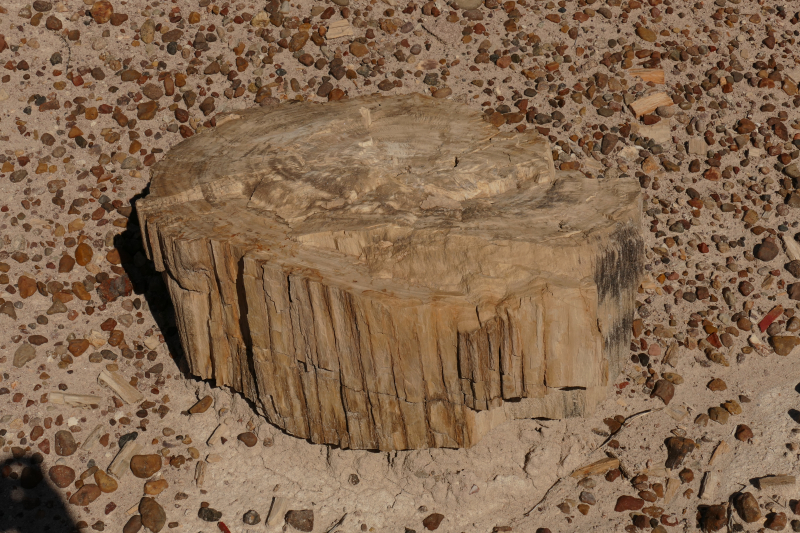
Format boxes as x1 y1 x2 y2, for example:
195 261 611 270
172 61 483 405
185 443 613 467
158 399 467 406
325 514 347 533
522 478 566 517
595 408 660 451
59 34 71 75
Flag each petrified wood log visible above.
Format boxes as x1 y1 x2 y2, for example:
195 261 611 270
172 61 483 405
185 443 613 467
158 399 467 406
137 93 643 451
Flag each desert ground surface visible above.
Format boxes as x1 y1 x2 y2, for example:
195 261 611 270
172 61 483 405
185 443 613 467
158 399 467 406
2 0 800 532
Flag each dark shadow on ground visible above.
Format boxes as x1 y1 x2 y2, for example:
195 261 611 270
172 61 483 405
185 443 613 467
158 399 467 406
0 453 78 533
113 185 190 379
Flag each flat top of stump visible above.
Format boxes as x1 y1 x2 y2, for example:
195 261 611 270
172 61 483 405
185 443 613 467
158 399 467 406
141 93 640 303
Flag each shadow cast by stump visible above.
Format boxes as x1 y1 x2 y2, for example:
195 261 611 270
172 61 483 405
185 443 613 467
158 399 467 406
0 454 78 533
114 186 189 379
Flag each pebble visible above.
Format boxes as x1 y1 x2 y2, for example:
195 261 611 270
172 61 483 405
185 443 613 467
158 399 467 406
54 430 78 456
614 496 644 512
48 465 76 488
453 0 482 8
139 497 167 533
702 505 727 532
709 406 730 424
123 515 142 533
94 469 118 493
636 27 657 43
243 510 261 525
650 379 674 405
707 378 727 391
140 19 155 44
13 343 37 368
75 242 93 266
130 454 162 478
285 510 314 532
137 102 159 121
755 240 780 262
69 484 102 506
734 492 761 523
188 396 213 414
422 513 444 530
350 42 369 58
144 479 169 495
735 424 754 442
766 512 788 531
664 437 695 469
237 432 258 447
90 1 113 24
198 507 223 522
771 336 800 356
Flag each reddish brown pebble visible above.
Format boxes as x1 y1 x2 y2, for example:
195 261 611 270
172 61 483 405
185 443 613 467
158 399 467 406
90 1 113 23
75 243 93 266
422 513 445 530
734 492 761 523
735 424 754 442
48 465 76 488
765 512 787 531
144 479 169 495
237 432 258 447
123 515 143 533
69 484 102 506
139 497 167 533
702 505 727 531
130 455 162 478
54 430 78 456
650 379 675 405
18 275 37 298
58 254 75 273
94 470 118 493
188 396 213 414
614 496 644 512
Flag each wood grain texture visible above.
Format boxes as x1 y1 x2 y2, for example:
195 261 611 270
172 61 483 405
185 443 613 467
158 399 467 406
137 93 643 450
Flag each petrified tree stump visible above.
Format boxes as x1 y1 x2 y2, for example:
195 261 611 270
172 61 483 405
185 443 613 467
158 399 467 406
137 94 643 450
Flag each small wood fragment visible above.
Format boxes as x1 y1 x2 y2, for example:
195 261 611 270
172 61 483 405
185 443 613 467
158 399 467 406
629 92 674 118
98 368 144 405
108 438 143 479
699 471 718 500
629 68 665 84
49 392 102 407
663 404 688 421
662 342 679 367
782 234 800 262
267 497 289 527
570 457 620 478
757 475 796 489
749 334 771 357
664 477 681 505
326 19 353 39
81 424 105 452
194 461 206 487
207 421 230 446
708 441 730 466
640 465 668 477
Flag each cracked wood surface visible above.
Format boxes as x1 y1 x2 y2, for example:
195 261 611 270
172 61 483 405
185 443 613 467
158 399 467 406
137 93 643 450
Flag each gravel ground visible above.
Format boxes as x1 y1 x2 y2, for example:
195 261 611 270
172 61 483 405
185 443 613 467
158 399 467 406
2 0 800 531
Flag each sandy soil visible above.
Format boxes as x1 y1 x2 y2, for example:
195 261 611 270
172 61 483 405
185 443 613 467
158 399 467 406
2 0 800 531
